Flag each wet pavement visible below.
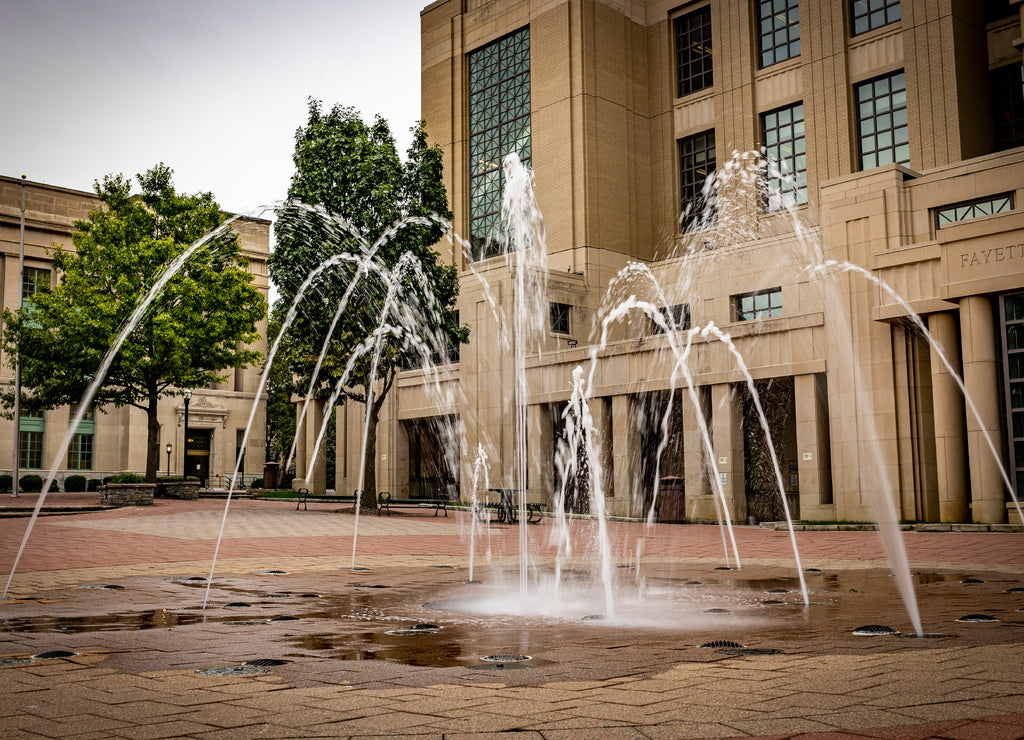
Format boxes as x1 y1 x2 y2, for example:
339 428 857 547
1 495 1023 738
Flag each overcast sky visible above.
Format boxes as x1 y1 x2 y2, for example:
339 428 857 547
1 0 428 215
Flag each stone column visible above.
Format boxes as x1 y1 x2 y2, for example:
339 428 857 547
794 373 833 517
683 387 713 519
711 383 746 522
959 296 1006 523
611 394 638 513
293 400 307 490
302 398 327 494
929 311 970 522
527 404 554 505
588 397 613 501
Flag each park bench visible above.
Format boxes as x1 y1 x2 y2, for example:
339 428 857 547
295 488 359 511
376 490 449 517
476 489 543 524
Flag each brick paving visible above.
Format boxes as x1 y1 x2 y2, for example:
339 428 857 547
1 495 1023 739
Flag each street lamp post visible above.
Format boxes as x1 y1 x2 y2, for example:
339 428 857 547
182 389 192 480
165 443 172 477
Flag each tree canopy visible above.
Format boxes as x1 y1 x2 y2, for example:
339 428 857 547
2 164 266 481
267 100 465 508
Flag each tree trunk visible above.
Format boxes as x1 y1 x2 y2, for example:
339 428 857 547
359 398 381 512
145 395 161 483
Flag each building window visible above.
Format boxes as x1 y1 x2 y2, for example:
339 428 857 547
1001 293 1024 499
735 288 782 321
856 71 908 170
19 410 44 470
679 130 716 230
650 304 691 334
992 63 1024 151
67 405 94 471
550 302 571 335
757 0 800 68
851 0 900 36
22 267 50 304
675 6 713 98
762 102 806 211
936 194 1013 229
468 27 531 260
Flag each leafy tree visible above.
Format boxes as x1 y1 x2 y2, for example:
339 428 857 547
2 164 265 482
268 100 465 510
264 301 297 463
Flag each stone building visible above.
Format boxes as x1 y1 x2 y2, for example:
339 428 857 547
0 175 270 489
311 0 1024 525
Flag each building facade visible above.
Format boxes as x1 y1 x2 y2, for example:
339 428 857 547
315 0 1024 524
0 176 270 489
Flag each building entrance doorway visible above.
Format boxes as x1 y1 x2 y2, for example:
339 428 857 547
742 378 799 523
186 428 211 487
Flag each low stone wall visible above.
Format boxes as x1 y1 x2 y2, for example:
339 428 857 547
99 483 155 507
156 481 200 500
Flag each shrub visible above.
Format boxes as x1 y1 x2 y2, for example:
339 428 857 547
108 473 146 484
86 479 102 492
65 475 88 492
49 479 61 492
20 474 44 493
250 478 264 489
0 474 11 493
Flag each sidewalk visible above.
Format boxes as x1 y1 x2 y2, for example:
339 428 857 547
1 498 1023 739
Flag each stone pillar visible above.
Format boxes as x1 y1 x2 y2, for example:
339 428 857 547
527 404 554 505
611 394 639 512
683 387 714 520
711 383 746 522
588 397 613 501
293 400 307 491
929 311 970 522
300 398 327 494
794 373 833 517
959 296 1006 523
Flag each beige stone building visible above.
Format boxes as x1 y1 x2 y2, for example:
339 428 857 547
0 176 270 490
314 0 1024 525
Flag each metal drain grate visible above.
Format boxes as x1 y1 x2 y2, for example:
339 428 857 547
101 584 125 590
766 589 789 594
761 599 786 605
960 579 985 584
224 602 252 608
699 640 744 649
705 608 730 614
482 654 530 662
0 658 33 667
32 651 77 659
804 568 822 573
299 593 320 598
853 625 899 635
347 567 372 573
718 647 781 656
582 614 605 621
1006 587 1024 594
428 565 454 570
185 577 207 583
957 614 999 623
898 632 955 639
226 620 265 626
196 666 267 676
269 616 298 622
252 570 288 575
262 593 290 598
684 581 702 585
714 566 733 571
244 659 290 667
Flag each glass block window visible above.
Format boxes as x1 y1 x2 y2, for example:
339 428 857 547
68 405 95 471
758 0 800 68
851 0 900 36
22 267 50 303
761 102 806 211
675 6 713 98
679 130 716 230
1001 293 1024 501
468 27 531 260
992 63 1024 151
650 304 691 334
19 410 44 470
735 288 782 321
856 71 908 170
936 194 1013 229
550 302 571 335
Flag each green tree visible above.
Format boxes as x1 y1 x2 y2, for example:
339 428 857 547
264 300 297 464
2 164 266 482
268 100 465 510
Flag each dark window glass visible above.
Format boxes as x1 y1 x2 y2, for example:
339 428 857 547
68 433 93 471
936 194 1013 228
735 288 782 321
992 63 1024 151
468 27 531 260
856 71 908 170
758 0 800 68
22 267 50 303
1002 293 1024 501
678 130 716 230
675 6 713 97
851 0 900 36
761 102 806 211
550 302 571 335
650 304 691 334
986 0 1015 23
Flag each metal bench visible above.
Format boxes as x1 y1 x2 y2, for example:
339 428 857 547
295 488 359 511
376 491 449 517
479 489 543 524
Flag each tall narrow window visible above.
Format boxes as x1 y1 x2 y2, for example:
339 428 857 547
22 267 50 304
992 62 1024 151
678 130 716 230
67 405 94 471
675 6 713 98
851 0 900 36
757 0 800 68
1001 293 1024 500
856 71 908 170
762 102 806 211
468 27 531 260
19 410 44 470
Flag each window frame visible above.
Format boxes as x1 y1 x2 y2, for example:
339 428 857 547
992 62 1024 152
761 102 806 212
935 194 1014 230
734 288 782 321
678 129 716 231
674 5 714 98
855 70 908 171
650 304 691 335
550 302 571 335
757 0 800 69
850 0 900 37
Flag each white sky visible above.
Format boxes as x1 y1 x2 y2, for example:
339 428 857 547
1 0 428 215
